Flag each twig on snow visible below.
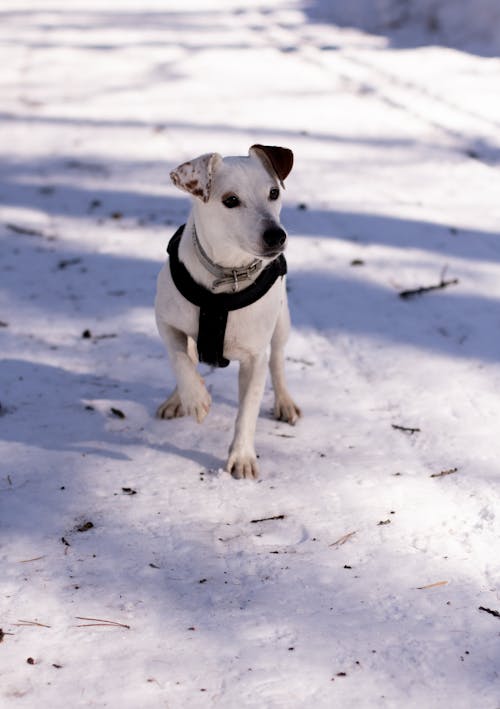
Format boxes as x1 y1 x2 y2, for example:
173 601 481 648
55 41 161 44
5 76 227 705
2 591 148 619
478 606 500 619
391 424 421 434
15 620 51 628
329 531 357 548
5 223 46 237
250 514 285 524
399 267 459 299
430 467 458 478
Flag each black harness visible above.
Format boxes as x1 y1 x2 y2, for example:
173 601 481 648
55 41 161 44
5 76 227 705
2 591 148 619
167 224 287 367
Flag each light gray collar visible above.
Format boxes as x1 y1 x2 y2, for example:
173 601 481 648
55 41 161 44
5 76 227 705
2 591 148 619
192 224 262 292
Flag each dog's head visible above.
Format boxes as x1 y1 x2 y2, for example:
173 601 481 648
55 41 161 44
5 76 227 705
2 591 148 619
170 145 293 259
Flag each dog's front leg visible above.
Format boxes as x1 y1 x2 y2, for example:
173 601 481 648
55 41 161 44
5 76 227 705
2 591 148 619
158 323 211 423
227 353 267 480
270 295 301 424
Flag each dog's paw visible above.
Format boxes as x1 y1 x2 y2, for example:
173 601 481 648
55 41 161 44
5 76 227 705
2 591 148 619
226 449 259 480
156 389 185 419
179 376 211 423
274 392 301 425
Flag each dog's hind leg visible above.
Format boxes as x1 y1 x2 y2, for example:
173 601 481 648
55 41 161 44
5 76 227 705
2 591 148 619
156 326 210 423
269 292 301 425
227 353 268 480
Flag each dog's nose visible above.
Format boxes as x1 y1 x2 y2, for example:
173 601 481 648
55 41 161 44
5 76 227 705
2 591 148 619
262 226 287 250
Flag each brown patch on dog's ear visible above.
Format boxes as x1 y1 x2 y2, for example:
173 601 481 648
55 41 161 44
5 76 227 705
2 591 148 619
249 144 294 186
170 152 222 202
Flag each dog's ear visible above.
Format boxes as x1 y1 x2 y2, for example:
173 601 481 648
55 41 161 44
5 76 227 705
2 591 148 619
170 153 222 203
249 144 294 187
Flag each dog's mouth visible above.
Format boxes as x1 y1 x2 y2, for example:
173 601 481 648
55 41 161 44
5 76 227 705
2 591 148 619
261 246 285 259
247 242 286 260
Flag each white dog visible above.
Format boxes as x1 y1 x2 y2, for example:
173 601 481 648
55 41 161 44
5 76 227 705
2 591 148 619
155 144 300 479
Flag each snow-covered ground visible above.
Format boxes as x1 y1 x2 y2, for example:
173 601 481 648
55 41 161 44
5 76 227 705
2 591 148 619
2 1 500 707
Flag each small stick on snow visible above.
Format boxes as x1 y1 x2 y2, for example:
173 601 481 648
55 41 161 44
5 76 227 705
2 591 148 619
329 531 357 548
430 467 458 478
391 424 421 434
93 333 118 341
15 620 51 628
399 273 459 299
478 606 500 619
6 223 46 237
19 556 46 563
75 616 130 629
250 514 285 523
416 580 448 590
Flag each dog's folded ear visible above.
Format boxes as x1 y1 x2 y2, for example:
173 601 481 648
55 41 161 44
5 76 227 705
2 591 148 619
170 153 222 203
249 145 294 187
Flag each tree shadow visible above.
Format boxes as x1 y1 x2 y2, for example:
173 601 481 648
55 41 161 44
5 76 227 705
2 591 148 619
0 154 185 221
303 0 500 57
0 111 474 156
288 267 500 363
0 6 262 58
283 205 500 264
0 358 221 470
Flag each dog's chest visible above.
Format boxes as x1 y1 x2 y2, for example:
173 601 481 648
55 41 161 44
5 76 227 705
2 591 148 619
156 262 284 360
223 280 283 358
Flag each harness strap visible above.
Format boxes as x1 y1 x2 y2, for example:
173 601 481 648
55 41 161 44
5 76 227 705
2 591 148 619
167 224 287 367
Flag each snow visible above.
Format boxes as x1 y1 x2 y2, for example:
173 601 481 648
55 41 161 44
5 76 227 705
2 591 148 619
1 1 500 707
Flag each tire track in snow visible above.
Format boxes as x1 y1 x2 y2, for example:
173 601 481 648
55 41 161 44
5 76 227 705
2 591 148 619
257 7 500 165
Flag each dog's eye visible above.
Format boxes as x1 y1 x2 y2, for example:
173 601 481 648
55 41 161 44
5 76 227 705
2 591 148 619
222 195 241 208
269 187 280 201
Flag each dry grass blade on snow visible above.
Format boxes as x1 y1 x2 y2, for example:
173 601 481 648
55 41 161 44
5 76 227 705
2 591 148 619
75 616 131 629
329 531 357 548
416 581 448 590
